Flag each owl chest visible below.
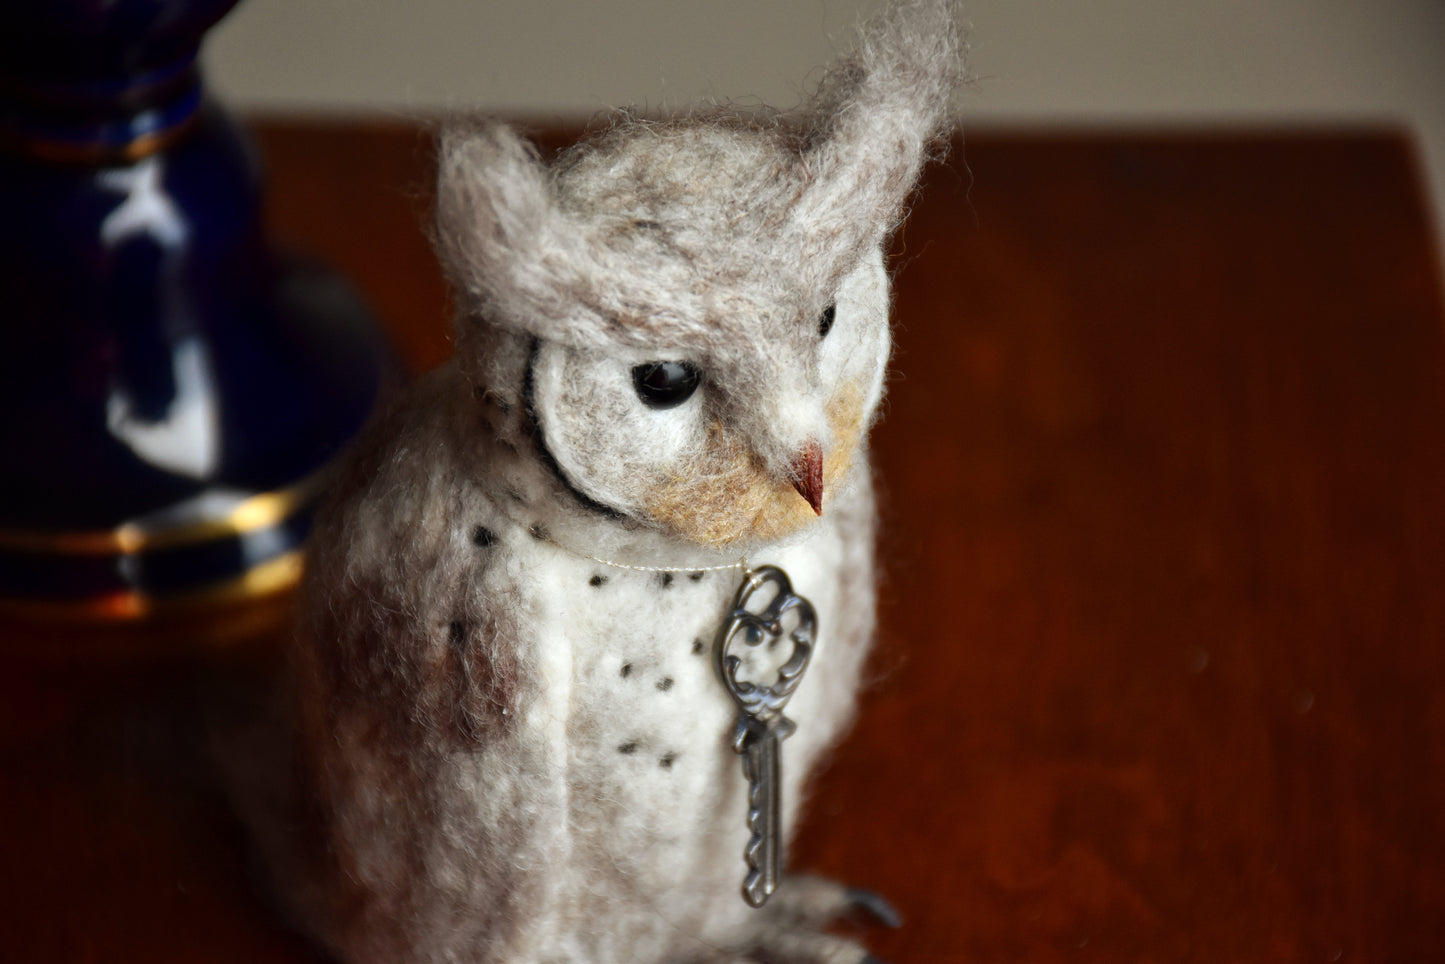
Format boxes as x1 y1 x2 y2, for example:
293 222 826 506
510 548 835 890
487 560 725 956
529 562 742 821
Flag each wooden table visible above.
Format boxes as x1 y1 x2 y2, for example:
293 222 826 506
3 121 1442 962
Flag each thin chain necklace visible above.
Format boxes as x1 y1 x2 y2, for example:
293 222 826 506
530 523 747 574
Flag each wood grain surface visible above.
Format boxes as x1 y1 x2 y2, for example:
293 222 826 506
2 120 1442 963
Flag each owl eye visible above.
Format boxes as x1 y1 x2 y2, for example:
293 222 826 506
818 303 836 338
631 361 701 409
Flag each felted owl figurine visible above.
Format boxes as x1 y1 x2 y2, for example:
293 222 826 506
237 2 962 962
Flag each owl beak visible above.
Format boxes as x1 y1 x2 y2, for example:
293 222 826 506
790 441 825 515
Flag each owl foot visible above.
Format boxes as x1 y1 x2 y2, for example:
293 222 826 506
845 889 903 930
764 876 901 931
699 876 899 964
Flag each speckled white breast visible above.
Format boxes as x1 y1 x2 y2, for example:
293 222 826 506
510 478 874 962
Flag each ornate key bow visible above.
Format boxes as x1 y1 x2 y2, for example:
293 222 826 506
714 565 816 907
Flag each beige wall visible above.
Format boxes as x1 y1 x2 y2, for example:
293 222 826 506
208 0 1445 249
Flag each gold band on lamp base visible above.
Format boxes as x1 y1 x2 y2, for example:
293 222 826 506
0 470 328 556
0 551 306 660
0 550 303 622
0 468 326 660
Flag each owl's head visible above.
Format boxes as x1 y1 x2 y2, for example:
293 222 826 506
434 0 962 552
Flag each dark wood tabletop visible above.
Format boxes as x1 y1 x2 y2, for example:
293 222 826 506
3 120 1443 963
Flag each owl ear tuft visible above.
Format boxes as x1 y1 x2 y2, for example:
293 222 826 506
795 0 966 258
435 121 551 310
436 120 605 345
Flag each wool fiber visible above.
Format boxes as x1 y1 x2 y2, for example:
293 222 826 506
228 2 965 961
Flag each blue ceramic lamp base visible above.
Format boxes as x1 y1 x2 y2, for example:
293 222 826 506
0 1 393 645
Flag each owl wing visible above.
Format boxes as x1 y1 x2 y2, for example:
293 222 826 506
285 367 571 962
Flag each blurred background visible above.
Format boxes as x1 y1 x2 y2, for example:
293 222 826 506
208 0 1445 251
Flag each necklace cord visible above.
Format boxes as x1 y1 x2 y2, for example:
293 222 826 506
576 555 747 574
539 532 746 574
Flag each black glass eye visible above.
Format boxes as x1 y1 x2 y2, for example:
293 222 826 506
818 303 836 338
632 361 701 409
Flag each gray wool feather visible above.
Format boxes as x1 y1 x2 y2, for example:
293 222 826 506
228 2 964 962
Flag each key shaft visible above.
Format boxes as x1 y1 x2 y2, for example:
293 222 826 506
737 716 792 906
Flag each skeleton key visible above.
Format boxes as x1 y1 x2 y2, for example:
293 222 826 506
714 565 816 908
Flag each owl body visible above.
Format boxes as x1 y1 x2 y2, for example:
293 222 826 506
285 358 878 963
248 3 963 962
